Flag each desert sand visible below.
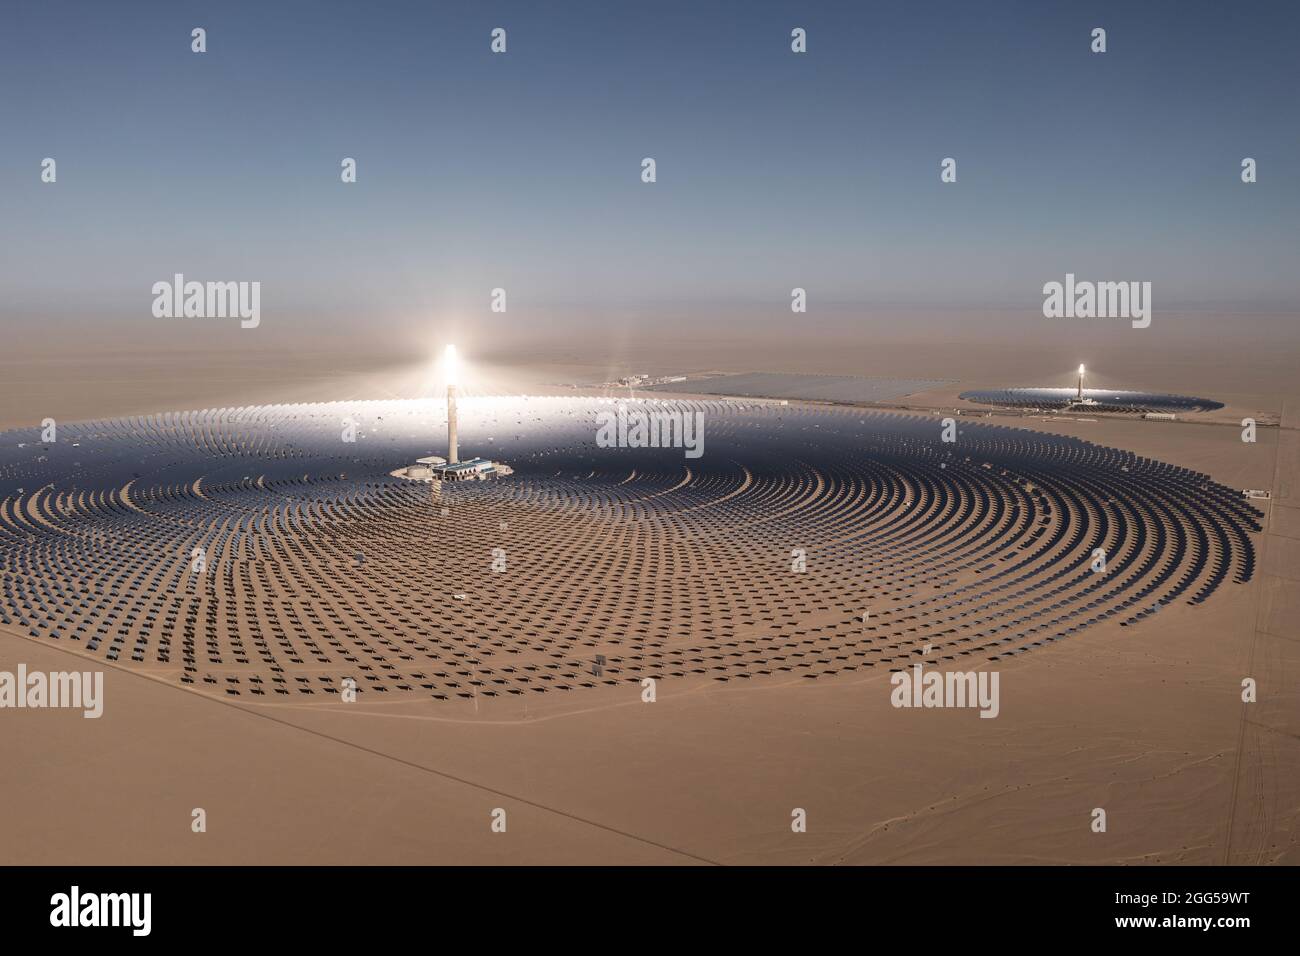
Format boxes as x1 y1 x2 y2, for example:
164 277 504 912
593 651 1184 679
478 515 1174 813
1 328 1296 866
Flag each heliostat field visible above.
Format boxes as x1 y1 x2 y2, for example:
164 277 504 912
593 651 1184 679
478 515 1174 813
0 398 1261 703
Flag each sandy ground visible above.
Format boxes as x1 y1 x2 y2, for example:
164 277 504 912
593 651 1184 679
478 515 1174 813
1 333 1296 865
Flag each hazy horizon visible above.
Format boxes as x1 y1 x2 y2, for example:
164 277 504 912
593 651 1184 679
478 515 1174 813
3 0 1298 368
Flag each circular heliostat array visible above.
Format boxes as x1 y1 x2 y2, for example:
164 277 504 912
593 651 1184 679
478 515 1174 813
0 398 1259 701
959 387 1224 413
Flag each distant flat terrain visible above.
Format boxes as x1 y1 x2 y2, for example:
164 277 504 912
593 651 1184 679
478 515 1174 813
650 372 951 404
2 340 1295 866
2 395 1293 865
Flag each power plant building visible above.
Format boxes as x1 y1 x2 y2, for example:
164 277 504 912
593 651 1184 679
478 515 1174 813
428 457 501 481
396 347 513 484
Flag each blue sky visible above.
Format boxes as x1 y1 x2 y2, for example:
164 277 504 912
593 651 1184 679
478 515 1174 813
2 0 1296 340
